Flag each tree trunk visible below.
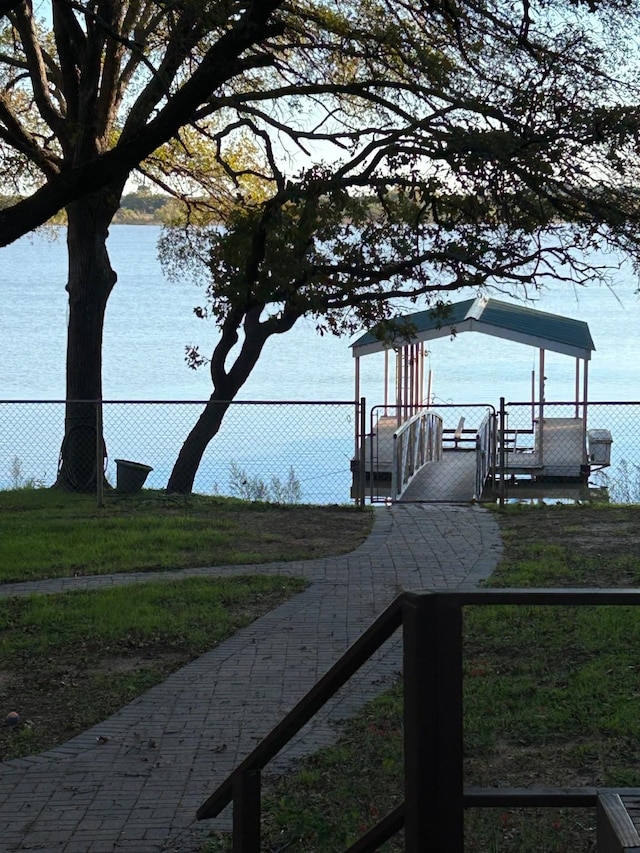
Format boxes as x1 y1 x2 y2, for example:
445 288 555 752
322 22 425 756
167 302 299 495
166 395 231 493
55 186 122 491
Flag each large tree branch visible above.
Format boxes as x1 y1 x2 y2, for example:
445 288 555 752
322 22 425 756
113 1 166 120
51 0 85 133
11 0 65 137
0 0 286 245
222 303 298 392
56 0 166 135
0 93 62 176
0 52 29 69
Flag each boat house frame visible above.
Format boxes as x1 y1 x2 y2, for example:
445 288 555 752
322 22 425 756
351 296 608 502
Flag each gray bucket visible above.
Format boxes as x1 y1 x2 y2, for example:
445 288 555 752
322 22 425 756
114 459 153 493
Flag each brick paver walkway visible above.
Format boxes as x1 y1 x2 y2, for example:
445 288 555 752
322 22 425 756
0 503 502 852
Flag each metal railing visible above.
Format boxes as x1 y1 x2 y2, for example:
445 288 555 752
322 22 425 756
475 409 496 500
391 408 443 500
196 594 404 849
196 588 640 852
417 403 497 505
365 403 498 504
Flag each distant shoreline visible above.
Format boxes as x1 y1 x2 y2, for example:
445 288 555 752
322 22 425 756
1 191 173 228
111 213 163 226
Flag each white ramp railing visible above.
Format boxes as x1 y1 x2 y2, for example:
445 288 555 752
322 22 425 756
392 409 443 501
475 410 496 499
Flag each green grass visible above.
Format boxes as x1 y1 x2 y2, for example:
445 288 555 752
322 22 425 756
464 604 640 765
0 489 372 582
0 574 307 760
0 490 371 762
205 504 640 852
0 574 305 651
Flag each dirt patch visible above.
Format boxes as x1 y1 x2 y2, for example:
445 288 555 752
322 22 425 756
92 651 186 675
1 650 173 754
218 504 374 561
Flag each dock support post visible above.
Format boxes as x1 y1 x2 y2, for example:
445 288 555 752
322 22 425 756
583 359 589 464
539 349 545 465
354 357 360 457
395 349 402 429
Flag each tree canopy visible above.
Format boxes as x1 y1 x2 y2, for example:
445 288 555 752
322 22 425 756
0 0 293 243
2 0 639 246
3 0 640 492
157 0 640 491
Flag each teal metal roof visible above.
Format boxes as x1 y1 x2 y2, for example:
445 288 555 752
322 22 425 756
350 296 595 360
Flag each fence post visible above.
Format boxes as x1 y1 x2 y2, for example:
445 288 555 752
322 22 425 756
359 397 366 506
95 400 104 508
232 770 261 853
403 592 464 853
490 410 497 497
499 397 506 507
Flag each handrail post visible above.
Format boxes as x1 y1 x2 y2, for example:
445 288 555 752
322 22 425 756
232 770 261 852
403 593 464 853
491 410 498 498
370 406 376 504
391 433 399 500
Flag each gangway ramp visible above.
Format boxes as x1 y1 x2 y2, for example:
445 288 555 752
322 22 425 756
400 450 478 502
355 405 496 503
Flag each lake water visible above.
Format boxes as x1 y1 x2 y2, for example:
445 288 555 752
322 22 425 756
1 225 639 499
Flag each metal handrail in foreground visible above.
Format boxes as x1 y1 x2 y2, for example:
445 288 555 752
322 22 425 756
196 588 640 852
196 596 404 846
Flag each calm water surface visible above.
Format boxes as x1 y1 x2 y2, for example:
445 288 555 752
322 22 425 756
2 225 639 402
1 226 639 497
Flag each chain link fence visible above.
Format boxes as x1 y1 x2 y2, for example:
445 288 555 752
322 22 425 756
3 399 639 504
0 400 359 504
502 401 640 504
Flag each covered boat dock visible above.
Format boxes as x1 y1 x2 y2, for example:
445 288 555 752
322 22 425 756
351 296 610 502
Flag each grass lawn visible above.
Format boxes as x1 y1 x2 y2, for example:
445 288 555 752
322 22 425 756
208 503 640 853
0 575 307 761
0 490 373 762
0 489 372 582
